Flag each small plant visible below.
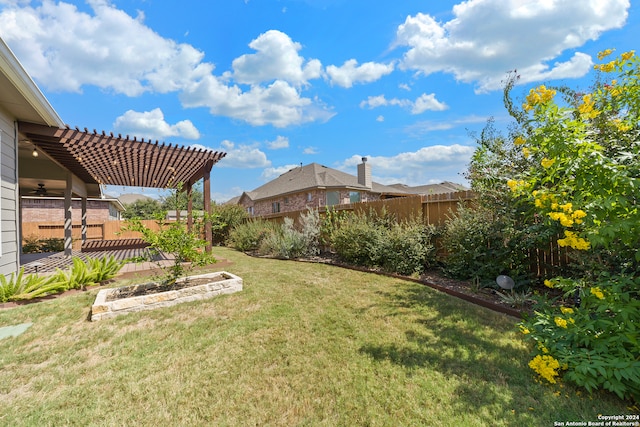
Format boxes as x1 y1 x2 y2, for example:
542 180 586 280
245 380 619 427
86 255 125 282
53 257 94 291
494 289 535 308
0 269 67 302
123 215 216 284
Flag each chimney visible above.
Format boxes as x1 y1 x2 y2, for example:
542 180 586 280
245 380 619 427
357 157 372 189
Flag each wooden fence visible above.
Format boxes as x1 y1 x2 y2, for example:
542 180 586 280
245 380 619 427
260 191 478 226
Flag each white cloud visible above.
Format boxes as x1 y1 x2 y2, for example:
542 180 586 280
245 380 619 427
267 135 290 150
181 76 335 128
0 0 212 95
360 93 447 113
338 144 475 186
326 59 395 88
412 93 448 114
376 115 385 122
303 146 318 155
215 140 271 169
0 3 334 128
404 114 490 136
231 30 322 86
261 164 300 181
395 0 629 92
113 108 200 141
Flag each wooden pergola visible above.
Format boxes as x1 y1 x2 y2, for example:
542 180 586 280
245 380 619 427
18 121 227 255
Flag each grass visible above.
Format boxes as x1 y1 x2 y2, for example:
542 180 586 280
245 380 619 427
0 248 634 426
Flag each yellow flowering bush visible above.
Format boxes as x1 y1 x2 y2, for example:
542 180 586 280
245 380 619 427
528 355 562 384
511 49 640 402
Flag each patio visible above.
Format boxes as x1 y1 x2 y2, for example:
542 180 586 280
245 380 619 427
19 248 175 276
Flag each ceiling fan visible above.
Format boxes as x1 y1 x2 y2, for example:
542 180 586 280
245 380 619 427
31 183 48 196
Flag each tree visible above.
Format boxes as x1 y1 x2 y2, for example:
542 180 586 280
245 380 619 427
122 198 162 219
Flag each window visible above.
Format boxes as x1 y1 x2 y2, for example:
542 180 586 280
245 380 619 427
247 206 254 215
284 197 289 205
326 191 340 206
307 192 312 202
349 191 361 203
272 202 281 213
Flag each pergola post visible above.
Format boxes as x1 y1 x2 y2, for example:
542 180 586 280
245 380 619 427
203 160 213 253
64 173 73 257
186 181 193 232
81 197 87 245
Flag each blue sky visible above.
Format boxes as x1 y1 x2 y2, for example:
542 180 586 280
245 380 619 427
1 0 637 202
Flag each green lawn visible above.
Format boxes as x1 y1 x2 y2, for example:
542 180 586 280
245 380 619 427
0 248 633 426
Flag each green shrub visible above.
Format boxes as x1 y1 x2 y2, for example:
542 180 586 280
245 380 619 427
440 205 513 282
331 212 386 267
211 204 249 245
258 218 307 259
229 219 279 252
21 237 65 254
299 208 321 257
380 221 436 276
39 238 65 253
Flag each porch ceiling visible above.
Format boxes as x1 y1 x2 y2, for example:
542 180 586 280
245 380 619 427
18 121 226 195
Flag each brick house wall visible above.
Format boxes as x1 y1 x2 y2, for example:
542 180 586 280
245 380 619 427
21 198 120 223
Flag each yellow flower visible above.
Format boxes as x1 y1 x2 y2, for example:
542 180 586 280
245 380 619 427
524 85 556 110
529 354 562 384
522 147 531 158
544 279 554 288
572 210 586 219
560 307 574 314
557 230 590 250
578 94 600 119
535 198 543 208
597 49 614 60
595 61 616 72
549 212 574 227
519 325 530 335
514 136 526 146
555 317 568 328
590 287 605 300
560 203 573 213
541 158 555 168
621 50 635 61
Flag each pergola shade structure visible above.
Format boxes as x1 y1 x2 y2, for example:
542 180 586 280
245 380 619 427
18 121 227 254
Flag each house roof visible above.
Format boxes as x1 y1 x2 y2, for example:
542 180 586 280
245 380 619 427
241 163 408 202
389 181 469 195
0 38 63 127
118 193 154 205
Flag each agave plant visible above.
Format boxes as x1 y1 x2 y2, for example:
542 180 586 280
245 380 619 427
0 268 67 302
87 255 125 282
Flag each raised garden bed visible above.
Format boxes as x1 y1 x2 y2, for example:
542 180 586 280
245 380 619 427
90 271 242 321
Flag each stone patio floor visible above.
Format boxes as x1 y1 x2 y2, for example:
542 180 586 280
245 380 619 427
20 248 175 276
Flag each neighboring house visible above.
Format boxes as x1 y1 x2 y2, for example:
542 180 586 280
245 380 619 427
118 193 152 205
0 39 66 276
237 159 409 216
21 196 125 223
389 181 469 196
165 210 203 221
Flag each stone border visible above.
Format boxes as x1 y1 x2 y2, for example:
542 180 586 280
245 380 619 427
90 271 242 321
